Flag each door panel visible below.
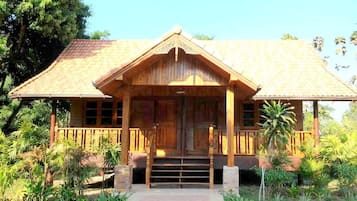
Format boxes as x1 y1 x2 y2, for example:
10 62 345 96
193 99 217 154
156 100 177 155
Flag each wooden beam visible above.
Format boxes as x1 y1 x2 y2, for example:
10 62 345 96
121 91 131 165
313 101 320 145
49 100 57 146
226 86 235 167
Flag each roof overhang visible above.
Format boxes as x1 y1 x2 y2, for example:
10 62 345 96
252 95 357 101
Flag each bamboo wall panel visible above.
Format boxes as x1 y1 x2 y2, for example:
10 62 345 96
131 49 228 86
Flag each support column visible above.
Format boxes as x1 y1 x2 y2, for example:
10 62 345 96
226 86 235 167
121 91 131 165
223 86 239 194
47 100 57 185
114 90 132 192
49 100 57 146
313 101 320 145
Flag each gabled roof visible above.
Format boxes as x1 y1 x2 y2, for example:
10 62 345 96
9 27 357 100
95 26 258 92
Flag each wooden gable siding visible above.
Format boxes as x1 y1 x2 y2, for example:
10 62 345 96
130 49 228 86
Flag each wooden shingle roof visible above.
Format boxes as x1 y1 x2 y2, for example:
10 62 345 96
10 28 357 100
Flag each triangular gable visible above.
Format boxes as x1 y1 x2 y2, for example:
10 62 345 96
94 26 258 94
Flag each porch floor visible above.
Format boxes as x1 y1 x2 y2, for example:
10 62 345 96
84 184 224 201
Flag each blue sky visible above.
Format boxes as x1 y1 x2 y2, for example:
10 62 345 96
83 0 357 121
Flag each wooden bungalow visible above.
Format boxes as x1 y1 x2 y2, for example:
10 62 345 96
10 27 357 188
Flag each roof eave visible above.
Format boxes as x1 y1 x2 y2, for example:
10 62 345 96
10 93 112 99
252 95 357 101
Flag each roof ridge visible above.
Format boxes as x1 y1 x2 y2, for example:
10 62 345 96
9 41 74 98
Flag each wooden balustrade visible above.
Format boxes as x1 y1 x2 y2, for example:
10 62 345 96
214 129 313 156
55 127 152 152
55 127 312 157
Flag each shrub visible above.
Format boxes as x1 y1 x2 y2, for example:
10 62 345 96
334 163 357 195
95 191 130 201
255 167 296 195
222 190 253 201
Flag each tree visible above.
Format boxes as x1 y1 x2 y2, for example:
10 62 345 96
351 31 357 45
342 102 357 132
281 33 298 40
313 36 324 51
303 103 335 134
90 30 110 39
193 33 214 40
0 0 90 134
335 37 347 56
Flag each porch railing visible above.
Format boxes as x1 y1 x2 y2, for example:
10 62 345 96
55 127 313 157
54 127 153 152
213 129 313 156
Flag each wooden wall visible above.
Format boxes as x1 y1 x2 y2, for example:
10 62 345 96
70 99 83 127
130 49 228 86
68 98 304 130
291 100 303 130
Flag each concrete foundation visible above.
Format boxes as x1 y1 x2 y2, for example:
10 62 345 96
223 166 239 194
114 165 133 192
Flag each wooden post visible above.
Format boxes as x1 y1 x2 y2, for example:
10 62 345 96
313 101 320 145
226 86 235 167
208 125 214 155
208 125 214 189
49 100 57 146
121 91 131 165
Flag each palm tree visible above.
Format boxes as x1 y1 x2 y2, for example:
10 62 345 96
259 101 296 158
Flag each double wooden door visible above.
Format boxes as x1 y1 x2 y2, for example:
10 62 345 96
155 100 177 155
131 98 218 156
155 98 218 156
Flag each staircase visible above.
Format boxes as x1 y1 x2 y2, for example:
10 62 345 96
149 156 211 188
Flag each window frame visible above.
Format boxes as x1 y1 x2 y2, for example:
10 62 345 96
239 101 263 129
83 99 123 128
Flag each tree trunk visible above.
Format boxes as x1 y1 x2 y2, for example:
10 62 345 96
2 100 23 135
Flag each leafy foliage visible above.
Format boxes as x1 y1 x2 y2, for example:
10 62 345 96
193 33 214 40
255 167 296 195
90 30 110 39
0 0 90 134
312 36 324 51
103 143 121 168
281 33 298 40
351 31 357 45
222 190 252 201
259 101 296 154
95 191 131 201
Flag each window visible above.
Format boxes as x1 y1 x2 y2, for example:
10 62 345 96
258 103 265 125
85 101 97 125
84 100 122 127
242 103 255 127
116 102 123 126
101 102 113 125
